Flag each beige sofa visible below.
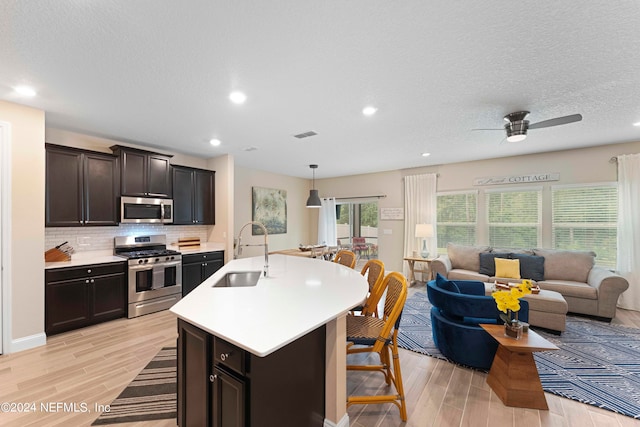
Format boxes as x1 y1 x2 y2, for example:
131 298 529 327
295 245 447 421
431 243 629 321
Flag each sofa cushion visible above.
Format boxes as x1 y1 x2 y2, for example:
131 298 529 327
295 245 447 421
479 252 511 276
510 253 545 282
435 273 460 293
447 243 490 272
533 248 595 282
495 258 521 279
538 280 598 300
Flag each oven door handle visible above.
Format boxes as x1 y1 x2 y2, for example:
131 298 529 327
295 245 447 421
129 260 182 271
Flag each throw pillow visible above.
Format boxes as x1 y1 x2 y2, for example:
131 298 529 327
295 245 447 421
495 258 521 279
435 273 460 293
479 252 511 276
510 253 545 281
447 243 491 271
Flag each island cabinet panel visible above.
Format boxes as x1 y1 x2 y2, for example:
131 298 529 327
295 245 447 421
45 144 119 227
177 319 326 427
181 251 224 297
45 262 126 335
172 165 215 225
111 145 172 198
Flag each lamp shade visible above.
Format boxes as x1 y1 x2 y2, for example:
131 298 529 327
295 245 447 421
306 189 322 208
415 223 434 238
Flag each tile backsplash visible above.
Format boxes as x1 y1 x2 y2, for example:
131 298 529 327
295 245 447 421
45 224 212 253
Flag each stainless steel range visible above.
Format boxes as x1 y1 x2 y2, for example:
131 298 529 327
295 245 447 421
114 235 182 318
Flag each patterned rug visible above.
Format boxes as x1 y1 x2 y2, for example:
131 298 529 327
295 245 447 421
92 347 176 425
397 290 640 419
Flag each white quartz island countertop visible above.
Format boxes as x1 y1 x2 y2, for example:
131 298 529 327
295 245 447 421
170 254 368 357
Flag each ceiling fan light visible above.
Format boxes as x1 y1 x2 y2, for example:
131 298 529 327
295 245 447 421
507 134 527 142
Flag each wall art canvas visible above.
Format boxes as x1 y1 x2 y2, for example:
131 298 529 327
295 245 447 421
252 187 287 235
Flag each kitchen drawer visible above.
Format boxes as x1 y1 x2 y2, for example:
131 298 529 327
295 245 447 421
182 251 224 265
214 336 246 375
46 262 126 283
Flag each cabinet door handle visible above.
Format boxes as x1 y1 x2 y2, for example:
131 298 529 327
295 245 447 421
209 374 217 382
220 353 230 361
87 269 92 273
85 279 90 284
90 279 95 283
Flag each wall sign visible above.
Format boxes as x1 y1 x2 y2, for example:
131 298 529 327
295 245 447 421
380 207 404 220
473 173 560 186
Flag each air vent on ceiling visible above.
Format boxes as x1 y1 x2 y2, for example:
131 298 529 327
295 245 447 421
293 131 318 139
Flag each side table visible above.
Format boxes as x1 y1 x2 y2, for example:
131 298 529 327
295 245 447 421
404 256 435 284
480 324 559 410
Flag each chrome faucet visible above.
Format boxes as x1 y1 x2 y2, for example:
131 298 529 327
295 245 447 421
234 221 269 277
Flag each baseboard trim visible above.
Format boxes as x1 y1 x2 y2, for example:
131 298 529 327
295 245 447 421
10 332 46 353
324 413 349 427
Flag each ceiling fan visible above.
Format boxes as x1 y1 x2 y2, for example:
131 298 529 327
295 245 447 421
475 111 583 142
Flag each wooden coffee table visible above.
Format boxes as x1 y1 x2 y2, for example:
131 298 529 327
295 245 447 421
480 324 559 409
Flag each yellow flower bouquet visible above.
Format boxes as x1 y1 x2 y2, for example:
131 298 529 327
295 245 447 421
491 280 532 337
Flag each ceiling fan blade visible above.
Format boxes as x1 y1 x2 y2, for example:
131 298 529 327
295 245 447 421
529 114 582 129
471 128 503 131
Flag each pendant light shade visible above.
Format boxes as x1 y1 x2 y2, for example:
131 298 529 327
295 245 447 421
306 164 322 208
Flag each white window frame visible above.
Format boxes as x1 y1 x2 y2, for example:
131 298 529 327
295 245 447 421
485 186 542 249
436 190 479 253
551 182 617 268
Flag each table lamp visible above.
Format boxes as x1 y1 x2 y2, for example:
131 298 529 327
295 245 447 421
415 223 434 259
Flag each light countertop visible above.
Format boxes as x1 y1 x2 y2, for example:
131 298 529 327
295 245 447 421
44 243 226 269
167 242 226 254
170 254 368 357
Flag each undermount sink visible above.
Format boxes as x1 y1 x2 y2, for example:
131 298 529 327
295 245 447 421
212 271 262 288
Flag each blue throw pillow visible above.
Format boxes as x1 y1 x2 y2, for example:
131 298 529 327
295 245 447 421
511 253 545 281
435 273 460 293
479 252 511 276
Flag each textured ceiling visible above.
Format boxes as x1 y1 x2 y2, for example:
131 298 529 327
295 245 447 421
2 1 640 178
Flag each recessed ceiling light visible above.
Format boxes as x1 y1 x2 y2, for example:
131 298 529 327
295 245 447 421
229 91 247 104
362 106 377 116
209 138 221 147
14 85 36 97
421 152 431 157
633 122 640 127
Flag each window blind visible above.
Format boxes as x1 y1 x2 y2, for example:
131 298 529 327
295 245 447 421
486 189 541 249
436 191 478 253
552 183 617 268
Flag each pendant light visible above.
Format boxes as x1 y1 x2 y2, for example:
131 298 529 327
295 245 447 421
306 164 322 208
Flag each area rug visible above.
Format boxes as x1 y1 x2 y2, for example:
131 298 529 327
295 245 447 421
397 290 640 419
92 347 176 425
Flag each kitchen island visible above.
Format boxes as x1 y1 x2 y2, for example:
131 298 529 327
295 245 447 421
170 254 368 427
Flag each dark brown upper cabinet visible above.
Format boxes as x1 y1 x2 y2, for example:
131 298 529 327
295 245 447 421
111 145 172 198
172 166 215 225
45 144 119 227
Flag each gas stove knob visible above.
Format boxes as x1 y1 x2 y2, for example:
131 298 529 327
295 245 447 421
144 259 149 263
138 259 144 264
155 258 160 262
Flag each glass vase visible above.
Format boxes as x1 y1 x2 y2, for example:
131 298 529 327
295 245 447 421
504 321 523 339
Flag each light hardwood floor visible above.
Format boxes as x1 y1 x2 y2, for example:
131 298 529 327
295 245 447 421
1 297 639 427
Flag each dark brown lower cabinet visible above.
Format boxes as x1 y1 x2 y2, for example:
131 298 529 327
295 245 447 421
177 319 325 427
182 251 224 297
45 262 126 335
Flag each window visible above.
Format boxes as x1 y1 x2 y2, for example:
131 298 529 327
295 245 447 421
436 191 478 254
336 200 379 258
486 188 541 249
552 183 617 268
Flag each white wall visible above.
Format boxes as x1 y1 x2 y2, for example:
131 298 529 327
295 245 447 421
316 141 640 272
0 100 46 348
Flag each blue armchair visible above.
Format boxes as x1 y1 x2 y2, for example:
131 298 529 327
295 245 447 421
426 274 529 370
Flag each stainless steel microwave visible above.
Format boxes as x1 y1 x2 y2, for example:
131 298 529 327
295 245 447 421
120 196 173 224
